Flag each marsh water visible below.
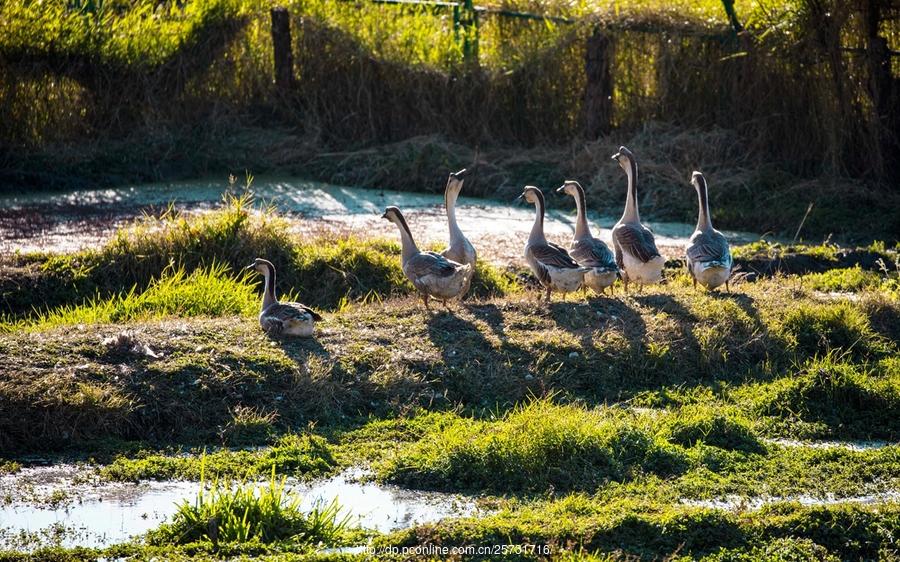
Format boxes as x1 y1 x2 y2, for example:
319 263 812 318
0 466 479 550
0 178 762 263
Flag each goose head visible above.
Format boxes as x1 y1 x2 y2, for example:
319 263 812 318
611 146 635 172
690 170 707 191
445 168 467 198
516 185 543 206
381 205 412 231
245 257 275 274
555 180 582 197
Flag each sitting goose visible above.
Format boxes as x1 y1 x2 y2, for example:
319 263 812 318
611 146 665 292
246 258 322 337
556 180 619 295
519 186 587 302
686 171 733 291
440 169 476 296
382 206 471 309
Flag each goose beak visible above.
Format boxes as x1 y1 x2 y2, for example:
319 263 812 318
244 263 255 271
611 152 621 161
555 185 566 194
451 168 468 179
514 193 524 203
380 212 388 220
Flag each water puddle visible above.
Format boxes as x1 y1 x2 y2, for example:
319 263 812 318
0 178 761 263
765 438 894 451
0 465 479 550
682 490 900 512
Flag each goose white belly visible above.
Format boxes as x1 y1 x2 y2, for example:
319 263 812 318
406 264 472 300
622 252 665 284
584 269 618 292
547 265 586 292
442 242 477 295
690 261 731 289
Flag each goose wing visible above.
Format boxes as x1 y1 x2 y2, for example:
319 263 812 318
687 230 732 266
531 242 582 269
265 302 323 322
407 251 460 279
571 237 617 270
613 223 660 264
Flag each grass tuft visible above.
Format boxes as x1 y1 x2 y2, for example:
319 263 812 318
148 463 352 547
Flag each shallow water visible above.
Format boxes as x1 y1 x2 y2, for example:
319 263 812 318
0 178 761 263
682 490 900 512
0 465 478 550
765 438 893 451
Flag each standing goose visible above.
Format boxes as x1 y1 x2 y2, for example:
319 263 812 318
440 169 476 296
686 171 733 291
556 180 619 295
519 186 587 302
382 206 471 309
246 258 322 337
611 146 665 292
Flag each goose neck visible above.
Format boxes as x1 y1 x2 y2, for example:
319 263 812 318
621 158 640 223
696 180 713 232
572 184 592 240
261 263 277 310
528 195 547 244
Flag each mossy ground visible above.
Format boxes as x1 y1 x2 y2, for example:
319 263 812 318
0 207 898 561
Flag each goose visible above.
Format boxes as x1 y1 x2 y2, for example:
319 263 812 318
382 206 472 309
440 169 476 296
246 258 322 337
519 186 587 302
610 146 665 292
556 180 619 295
686 171 733 291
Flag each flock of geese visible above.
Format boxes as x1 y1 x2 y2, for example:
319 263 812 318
248 146 733 337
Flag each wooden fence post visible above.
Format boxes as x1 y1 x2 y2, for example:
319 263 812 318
584 27 613 139
271 7 294 90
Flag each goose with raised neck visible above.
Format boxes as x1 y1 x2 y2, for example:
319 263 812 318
610 146 665 292
382 206 471 309
440 169 476 297
685 171 733 291
557 180 618 295
519 186 587 302
247 258 322 337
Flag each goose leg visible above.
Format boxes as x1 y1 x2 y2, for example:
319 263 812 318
725 280 730 293
422 294 430 310
638 282 644 294
545 286 551 303
693 277 697 290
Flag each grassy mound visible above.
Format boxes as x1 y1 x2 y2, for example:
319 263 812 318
379 400 687 493
658 405 763 453
743 357 900 440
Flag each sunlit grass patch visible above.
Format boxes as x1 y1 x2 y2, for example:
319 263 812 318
802 266 883 293
774 300 890 359
1 263 256 330
102 434 336 482
379 399 687 493
148 464 353 547
738 354 900 440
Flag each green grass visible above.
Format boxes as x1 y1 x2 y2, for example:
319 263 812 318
378 399 687 493
739 355 900 440
2 263 257 330
147 465 353 547
101 434 336 482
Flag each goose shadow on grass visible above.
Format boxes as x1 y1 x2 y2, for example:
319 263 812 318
545 296 649 401
425 307 539 410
